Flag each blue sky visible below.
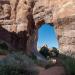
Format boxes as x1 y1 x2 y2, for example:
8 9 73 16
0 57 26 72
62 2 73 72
37 23 59 49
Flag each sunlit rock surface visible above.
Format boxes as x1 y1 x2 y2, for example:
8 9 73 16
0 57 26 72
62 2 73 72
0 0 75 53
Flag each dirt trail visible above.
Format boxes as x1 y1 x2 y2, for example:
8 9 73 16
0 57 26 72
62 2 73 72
39 58 66 75
39 66 66 75
0 55 67 75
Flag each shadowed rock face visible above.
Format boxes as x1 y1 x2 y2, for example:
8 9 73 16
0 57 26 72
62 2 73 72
0 0 75 54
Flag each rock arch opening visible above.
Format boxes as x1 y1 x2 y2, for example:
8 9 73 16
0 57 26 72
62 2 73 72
37 23 59 51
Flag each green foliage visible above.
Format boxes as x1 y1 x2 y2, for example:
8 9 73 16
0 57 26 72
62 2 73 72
29 52 48 67
49 47 59 57
0 52 39 75
39 46 59 59
39 46 50 58
0 42 8 50
59 54 75 75
30 52 37 60
0 42 9 55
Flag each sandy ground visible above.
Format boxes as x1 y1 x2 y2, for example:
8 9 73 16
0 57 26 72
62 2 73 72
38 58 66 75
39 66 66 75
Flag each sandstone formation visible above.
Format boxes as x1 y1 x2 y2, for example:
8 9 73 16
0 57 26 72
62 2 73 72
0 0 75 54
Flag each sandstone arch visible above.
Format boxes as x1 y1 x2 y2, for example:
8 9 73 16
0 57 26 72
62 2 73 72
0 0 75 54
32 15 75 54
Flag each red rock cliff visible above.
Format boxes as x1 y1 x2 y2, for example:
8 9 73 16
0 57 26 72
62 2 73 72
0 0 75 54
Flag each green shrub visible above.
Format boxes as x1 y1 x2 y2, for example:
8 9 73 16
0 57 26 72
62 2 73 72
29 52 37 60
39 46 50 58
0 52 39 75
59 54 75 75
39 46 59 59
49 47 59 57
0 42 8 50
0 42 9 55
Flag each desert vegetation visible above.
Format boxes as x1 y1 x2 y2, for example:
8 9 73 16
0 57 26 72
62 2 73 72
0 45 75 75
39 46 75 75
0 52 39 75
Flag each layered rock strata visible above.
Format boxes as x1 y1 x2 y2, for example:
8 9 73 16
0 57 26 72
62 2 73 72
0 0 75 54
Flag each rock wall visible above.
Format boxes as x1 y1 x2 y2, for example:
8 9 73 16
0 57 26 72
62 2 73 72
33 0 75 54
0 0 75 54
59 21 75 53
0 0 36 53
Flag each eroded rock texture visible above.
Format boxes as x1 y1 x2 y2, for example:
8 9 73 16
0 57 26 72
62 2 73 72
0 0 75 54
0 0 36 53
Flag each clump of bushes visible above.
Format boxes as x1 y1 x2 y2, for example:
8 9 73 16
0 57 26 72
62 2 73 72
39 45 50 58
0 42 9 55
59 54 75 75
49 47 59 57
0 52 39 75
38 46 59 68
0 42 8 50
39 46 59 59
